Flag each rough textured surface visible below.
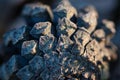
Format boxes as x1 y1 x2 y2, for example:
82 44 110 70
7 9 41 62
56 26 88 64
0 1 117 80
0 55 27 80
77 6 98 33
53 0 77 24
22 2 53 26
39 34 56 53
21 40 37 59
56 35 73 52
56 17 77 37
3 26 27 46
29 55 44 73
73 27 91 46
30 22 52 38
16 65 33 80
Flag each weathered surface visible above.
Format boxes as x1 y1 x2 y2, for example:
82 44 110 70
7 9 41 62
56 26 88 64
30 22 51 38
0 0 117 80
58 52 100 80
83 39 101 64
0 55 27 80
29 55 44 73
21 40 37 59
77 6 98 33
3 26 27 46
16 65 34 80
39 34 56 53
53 0 77 24
73 27 91 46
56 17 77 37
56 35 73 52
22 2 53 26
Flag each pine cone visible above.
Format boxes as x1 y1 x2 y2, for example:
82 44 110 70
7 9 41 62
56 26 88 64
0 0 117 80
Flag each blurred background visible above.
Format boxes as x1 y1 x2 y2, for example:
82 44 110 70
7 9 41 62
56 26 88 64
0 0 120 79
0 0 119 40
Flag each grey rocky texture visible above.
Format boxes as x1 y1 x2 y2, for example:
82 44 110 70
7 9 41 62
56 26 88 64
22 2 53 26
71 41 84 56
0 55 27 80
83 39 101 64
3 26 27 46
53 0 77 24
39 34 57 53
73 27 91 46
0 1 117 80
16 65 34 80
21 40 37 59
56 17 77 37
77 6 98 33
56 35 73 52
29 55 44 73
30 21 52 38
